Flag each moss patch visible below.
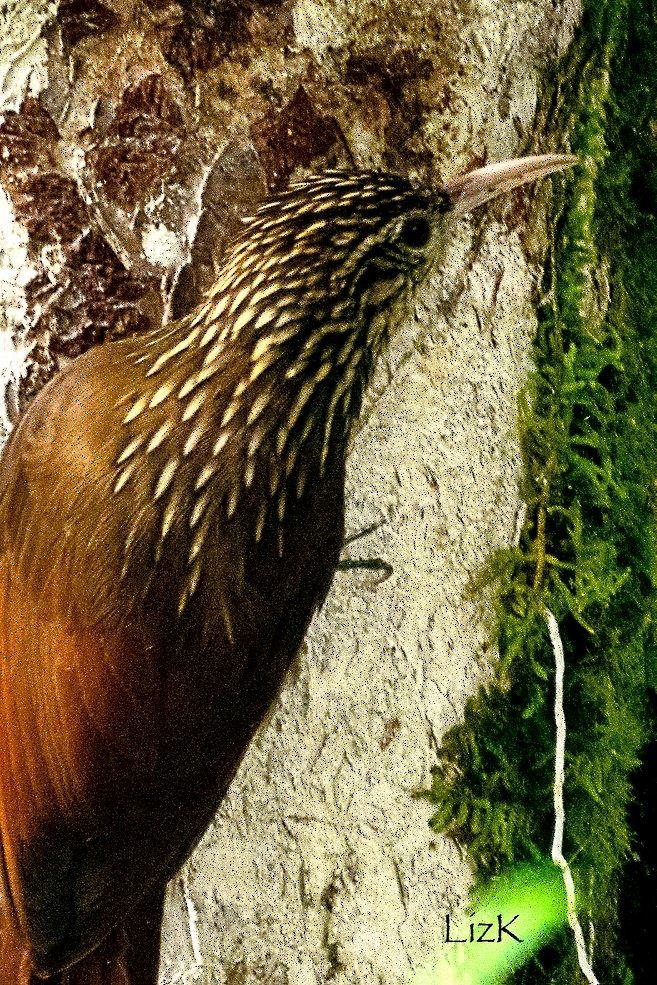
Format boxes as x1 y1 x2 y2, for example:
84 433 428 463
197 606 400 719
427 1 657 980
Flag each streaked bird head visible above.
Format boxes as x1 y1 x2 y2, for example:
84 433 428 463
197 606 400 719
214 155 575 379
115 154 575 578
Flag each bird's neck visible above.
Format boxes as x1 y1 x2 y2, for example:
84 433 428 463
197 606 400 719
128 295 383 545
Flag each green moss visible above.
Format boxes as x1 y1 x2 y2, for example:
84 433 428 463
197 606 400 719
426 1 657 980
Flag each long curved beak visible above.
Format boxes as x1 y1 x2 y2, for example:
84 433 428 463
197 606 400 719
444 154 577 215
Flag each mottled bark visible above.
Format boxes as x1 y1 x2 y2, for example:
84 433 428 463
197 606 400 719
0 1 581 982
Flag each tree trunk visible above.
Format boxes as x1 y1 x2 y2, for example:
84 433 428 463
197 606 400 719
0 2 581 982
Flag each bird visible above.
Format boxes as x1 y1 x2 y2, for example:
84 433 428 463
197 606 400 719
0 154 573 984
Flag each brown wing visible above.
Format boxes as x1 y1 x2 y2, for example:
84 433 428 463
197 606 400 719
0 348 166 974
0 544 164 974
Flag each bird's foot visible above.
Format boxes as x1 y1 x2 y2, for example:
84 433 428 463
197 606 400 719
337 520 393 582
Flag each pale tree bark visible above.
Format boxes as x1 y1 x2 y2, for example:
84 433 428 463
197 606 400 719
0 2 581 983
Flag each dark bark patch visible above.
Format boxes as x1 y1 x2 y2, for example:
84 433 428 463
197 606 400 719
0 97 155 414
58 0 120 50
380 717 401 750
0 99 59 175
29 230 150 359
345 47 433 104
148 0 288 81
114 73 183 128
157 23 231 82
252 85 340 188
16 230 152 415
345 45 435 173
86 74 183 208
31 230 152 355
13 173 90 244
170 142 268 318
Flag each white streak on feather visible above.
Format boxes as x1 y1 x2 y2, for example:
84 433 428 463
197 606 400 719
133 326 179 363
251 324 298 363
189 521 208 561
114 461 136 494
229 266 255 292
247 425 266 457
124 521 138 557
233 306 255 334
250 271 266 292
285 442 300 477
285 358 310 380
296 465 308 499
178 376 197 400
278 362 331 454
149 383 173 408
179 361 219 399
247 389 270 426
183 425 205 456
232 379 248 401
213 433 229 456
337 334 357 365
195 463 216 490
196 361 220 386
250 282 285 308
230 284 251 314
114 391 136 409
190 491 210 529
210 295 229 320
255 501 266 542
203 327 232 366
199 324 219 348
123 396 148 424
182 391 206 422
277 489 286 522
116 438 142 465
154 459 178 500
161 494 180 540
302 411 315 439
147 327 200 376
226 485 239 518
189 562 202 594
249 347 280 382
221 402 238 427
253 307 277 331
304 320 348 353
269 461 281 496
147 420 173 453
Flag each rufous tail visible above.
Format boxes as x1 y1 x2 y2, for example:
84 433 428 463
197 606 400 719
0 889 164 985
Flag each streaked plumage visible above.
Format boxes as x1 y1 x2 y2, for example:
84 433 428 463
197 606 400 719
0 159 574 983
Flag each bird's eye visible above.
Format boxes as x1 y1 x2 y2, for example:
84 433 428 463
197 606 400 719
398 215 431 249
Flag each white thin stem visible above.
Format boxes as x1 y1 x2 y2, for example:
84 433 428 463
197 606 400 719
169 871 203 984
545 607 599 985
513 501 528 547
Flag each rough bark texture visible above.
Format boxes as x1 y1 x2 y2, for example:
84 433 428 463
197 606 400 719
0 1 581 982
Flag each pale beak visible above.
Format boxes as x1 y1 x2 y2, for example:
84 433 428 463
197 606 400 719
444 154 577 215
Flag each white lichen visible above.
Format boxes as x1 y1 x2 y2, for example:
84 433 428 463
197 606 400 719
0 0 56 112
0 185 36 439
142 221 188 270
292 0 348 58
